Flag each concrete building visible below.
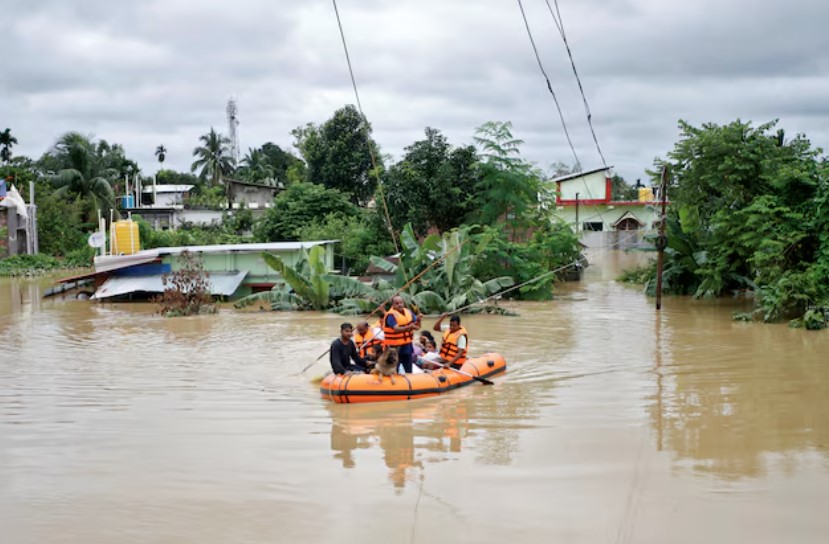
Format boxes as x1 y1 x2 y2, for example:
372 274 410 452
225 178 280 208
124 181 278 230
549 166 665 249
0 184 38 257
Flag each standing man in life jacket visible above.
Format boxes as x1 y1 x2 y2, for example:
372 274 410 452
433 314 469 369
382 296 420 373
353 320 384 363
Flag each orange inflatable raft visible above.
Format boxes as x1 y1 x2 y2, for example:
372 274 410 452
320 353 507 403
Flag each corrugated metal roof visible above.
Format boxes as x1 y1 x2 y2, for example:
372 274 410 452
93 253 161 273
92 241 339 271
91 270 249 300
549 166 613 184
141 184 194 193
153 240 338 255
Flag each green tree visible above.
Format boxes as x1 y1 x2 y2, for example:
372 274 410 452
627 119 829 326
191 128 234 187
292 105 380 204
35 194 88 256
296 210 395 274
471 121 544 232
260 142 305 183
47 137 117 221
610 173 638 200
0 128 18 165
384 127 480 235
253 182 357 241
238 147 275 183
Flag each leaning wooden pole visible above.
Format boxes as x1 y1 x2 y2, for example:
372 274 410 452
655 165 669 311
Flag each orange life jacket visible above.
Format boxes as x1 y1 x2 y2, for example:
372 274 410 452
439 326 469 367
383 308 415 347
353 322 383 358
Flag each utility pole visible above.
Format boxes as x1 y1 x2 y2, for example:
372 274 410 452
655 166 669 310
575 192 580 233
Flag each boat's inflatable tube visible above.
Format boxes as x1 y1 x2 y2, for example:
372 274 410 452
320 353 506 403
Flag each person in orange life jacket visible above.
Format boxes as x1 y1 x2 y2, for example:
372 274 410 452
330 322 369 375
353 320 384 362
432 314 469 369
382 295 420 373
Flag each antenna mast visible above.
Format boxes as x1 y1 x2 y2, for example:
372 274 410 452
226 96 240 164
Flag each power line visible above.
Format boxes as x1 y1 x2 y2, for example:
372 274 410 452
515 0 581 170
330 0 400 254
543 0 607 168
517 0 611 232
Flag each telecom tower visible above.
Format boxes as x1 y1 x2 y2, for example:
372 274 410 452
226 97 240 164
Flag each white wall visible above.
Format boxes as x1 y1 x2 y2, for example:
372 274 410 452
557 171 608 201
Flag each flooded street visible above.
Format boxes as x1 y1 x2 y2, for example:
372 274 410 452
2 250 828 543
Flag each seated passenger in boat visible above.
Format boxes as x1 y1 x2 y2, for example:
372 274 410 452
420 314 469 370
353 320 384 362
415 331 440 365
330 322 369 375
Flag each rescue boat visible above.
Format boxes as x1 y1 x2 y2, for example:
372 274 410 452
319 353 506 403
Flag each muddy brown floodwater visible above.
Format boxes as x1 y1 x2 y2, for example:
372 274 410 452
1 250 828 543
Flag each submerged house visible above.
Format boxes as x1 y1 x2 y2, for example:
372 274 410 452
54 240 337 301
550 166 667 249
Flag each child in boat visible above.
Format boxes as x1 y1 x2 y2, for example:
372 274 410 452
416 331 441 369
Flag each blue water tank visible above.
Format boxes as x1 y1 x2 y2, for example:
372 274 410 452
121 195 135 208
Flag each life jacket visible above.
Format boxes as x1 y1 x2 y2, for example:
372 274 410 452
383 308 415 347
439 326 469 367
353 321 383 358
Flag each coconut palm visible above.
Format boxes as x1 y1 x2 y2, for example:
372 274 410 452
155 144 167 166
49 140 117 220
239 147 275 182
1 128 19 165
190 128 234 187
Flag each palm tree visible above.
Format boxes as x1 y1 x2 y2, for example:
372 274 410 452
155 144 167 166
239 147 275 182
49 140 117 221
0 128 19 165
190 128 234 187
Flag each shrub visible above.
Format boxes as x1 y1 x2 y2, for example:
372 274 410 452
156 250 217 317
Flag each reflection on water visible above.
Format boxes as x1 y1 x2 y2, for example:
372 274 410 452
2 254 829 543
328 383 545 490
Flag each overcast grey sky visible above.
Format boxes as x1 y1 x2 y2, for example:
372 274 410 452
2 0 828 184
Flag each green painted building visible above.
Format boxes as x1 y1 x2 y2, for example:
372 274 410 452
87 241 338 300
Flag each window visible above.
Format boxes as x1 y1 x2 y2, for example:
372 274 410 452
582 222 604 232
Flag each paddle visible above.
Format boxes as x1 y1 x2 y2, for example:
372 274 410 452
433 361 494 386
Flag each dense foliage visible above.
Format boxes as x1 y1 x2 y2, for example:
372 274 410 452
292 105 380 205
4 106 584 309
253 182 358 242
622 119 829 328
384 127 480 235
156 250 217 317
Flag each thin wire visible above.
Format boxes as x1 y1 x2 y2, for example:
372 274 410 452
449 257 587 314
516 0 611 228
544 0 607 167
330 0 400 255
515 0 581 170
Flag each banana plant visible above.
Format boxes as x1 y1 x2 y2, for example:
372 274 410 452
340 225 514 314
235 245 374 311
